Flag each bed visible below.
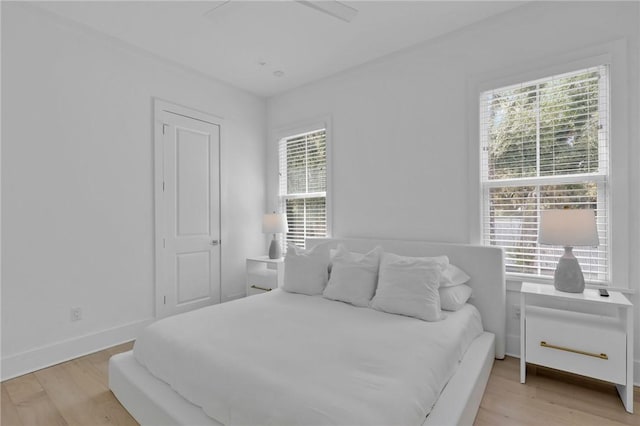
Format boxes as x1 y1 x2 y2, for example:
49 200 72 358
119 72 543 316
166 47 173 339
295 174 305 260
109 237 505 425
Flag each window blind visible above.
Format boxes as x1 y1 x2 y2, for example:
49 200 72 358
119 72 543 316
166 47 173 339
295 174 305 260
278 128 327 249
480 65 609 283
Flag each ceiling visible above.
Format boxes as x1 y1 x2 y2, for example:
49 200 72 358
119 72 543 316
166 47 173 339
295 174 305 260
34 1 525 97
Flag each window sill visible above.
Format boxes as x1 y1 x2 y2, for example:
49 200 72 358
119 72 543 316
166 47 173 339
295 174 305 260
504 274 634 295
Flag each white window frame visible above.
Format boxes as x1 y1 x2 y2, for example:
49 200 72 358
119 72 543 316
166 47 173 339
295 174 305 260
467 41 630 290
480 65 610 283
273 117 332 249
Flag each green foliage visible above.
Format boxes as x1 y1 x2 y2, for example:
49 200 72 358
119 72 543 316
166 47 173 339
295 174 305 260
487 71 601 217
484 70 604 275
487 71 600 180
282 129 328 247
286 130 327 194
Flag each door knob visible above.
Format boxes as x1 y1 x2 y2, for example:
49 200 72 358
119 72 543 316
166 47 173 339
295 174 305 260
210 240 221 246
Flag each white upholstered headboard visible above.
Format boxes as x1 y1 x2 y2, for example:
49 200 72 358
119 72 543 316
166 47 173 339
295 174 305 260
307 237 506 359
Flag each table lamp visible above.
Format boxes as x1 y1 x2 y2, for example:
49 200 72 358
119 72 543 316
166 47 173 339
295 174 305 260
538 209 599 293
262 212 288 259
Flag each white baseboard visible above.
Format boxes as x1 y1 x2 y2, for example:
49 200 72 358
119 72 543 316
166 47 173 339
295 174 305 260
223 291 246 302
5 320 638 387
506 333 520 358
1 318 153 381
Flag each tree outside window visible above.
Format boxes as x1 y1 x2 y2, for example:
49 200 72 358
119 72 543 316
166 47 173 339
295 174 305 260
481 66 609 282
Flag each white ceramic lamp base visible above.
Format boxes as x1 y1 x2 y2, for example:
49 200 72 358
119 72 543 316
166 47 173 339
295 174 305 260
553 246 585 293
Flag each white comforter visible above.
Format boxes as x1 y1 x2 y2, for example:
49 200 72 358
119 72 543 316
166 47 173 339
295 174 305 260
133 290 483 426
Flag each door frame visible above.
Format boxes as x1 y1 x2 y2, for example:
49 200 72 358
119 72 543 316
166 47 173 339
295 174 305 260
153 98 223 318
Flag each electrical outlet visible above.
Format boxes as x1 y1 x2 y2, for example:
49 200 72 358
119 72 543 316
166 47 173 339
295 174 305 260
70 307 82 322
513 304 521 319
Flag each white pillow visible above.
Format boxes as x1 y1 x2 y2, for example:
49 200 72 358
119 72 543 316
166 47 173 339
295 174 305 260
440 264 471 287
414 254 449 269
439 284 473 311
323 244 382 307
370 252 443 322
282 243 330 295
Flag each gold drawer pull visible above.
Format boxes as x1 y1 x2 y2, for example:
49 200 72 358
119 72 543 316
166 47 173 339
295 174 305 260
540 341 608 360
250 285 272 292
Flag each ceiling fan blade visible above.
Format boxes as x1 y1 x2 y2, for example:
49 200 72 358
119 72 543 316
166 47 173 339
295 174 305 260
296 1 358 23
203 1 232 18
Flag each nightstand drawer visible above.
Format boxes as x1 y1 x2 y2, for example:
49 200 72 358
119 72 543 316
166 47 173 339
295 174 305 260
525 306 626 384
246 257 283 297
247 284 273 296
247 269 278 289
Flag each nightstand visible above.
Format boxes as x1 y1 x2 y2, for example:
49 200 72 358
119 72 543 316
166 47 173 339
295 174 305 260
520 282 634 413
246 257 284 296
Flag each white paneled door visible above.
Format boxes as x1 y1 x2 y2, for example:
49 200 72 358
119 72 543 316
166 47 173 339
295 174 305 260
155 102 221 318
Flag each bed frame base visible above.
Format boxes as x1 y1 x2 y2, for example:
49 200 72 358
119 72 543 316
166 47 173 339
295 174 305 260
109 332 494 426
425 332 495 425
109 350 220 426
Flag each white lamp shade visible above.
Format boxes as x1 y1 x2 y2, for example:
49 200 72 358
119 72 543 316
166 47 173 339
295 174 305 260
538 209 599 247
262 213 288 234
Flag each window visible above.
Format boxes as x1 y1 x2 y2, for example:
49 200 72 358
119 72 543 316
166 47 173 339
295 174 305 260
278 128 328 248
480 65 609 283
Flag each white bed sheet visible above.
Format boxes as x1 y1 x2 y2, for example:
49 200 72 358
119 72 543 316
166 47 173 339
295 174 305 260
133 290 483 426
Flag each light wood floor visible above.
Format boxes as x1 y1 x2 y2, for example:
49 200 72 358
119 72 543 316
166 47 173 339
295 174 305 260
1 342 136 426
1 344 638 425
476 357 640 425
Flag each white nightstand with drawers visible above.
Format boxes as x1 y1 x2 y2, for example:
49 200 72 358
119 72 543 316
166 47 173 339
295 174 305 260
520 282 633 413
246 256 284 297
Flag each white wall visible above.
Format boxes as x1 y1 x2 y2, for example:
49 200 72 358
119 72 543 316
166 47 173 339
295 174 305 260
1 3 266 379
268 2 640 383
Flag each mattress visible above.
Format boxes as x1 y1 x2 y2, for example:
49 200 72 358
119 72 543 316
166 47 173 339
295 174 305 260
133 290 483 426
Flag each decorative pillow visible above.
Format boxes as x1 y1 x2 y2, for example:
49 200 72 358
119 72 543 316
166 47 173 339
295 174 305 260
439 284 473 311
440 264 471 287
322 244 382 307
370 252 443 321
282 243 330 295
